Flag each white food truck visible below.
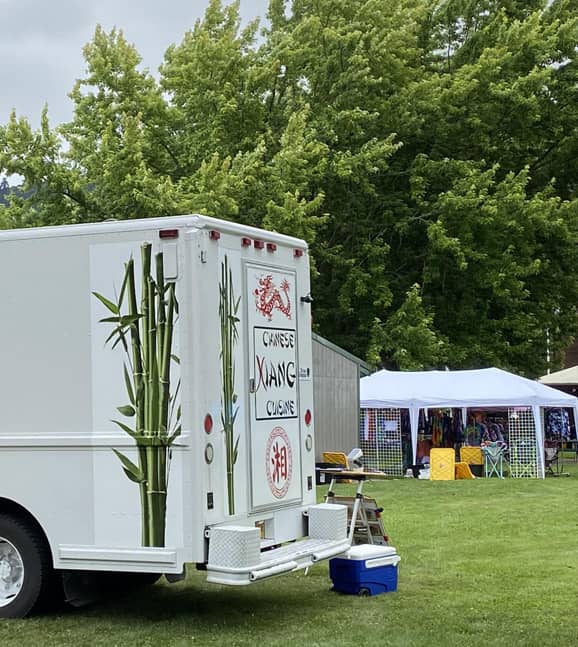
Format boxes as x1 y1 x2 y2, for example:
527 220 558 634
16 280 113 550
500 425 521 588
0 215 349 617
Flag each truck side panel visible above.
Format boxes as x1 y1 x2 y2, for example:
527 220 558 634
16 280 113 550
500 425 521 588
0 231 193 572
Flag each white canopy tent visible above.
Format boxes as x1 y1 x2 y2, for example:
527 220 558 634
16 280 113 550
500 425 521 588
360 367 578 478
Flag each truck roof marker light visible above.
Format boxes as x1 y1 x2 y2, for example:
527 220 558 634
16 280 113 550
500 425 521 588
254 240 265 250
241 237 252 247
209 230 221 241
159 229 179 239
266 243 277 252
294 249 304 258
204 413 213 434
305 409 312 426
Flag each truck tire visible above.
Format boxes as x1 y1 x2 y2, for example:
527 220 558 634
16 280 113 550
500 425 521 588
0 514 52 618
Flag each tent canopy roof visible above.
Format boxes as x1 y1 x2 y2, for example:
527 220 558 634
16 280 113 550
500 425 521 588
539 365 578 386
360 367 578 410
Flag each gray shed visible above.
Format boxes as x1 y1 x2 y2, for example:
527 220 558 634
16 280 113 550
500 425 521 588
312 333 372 461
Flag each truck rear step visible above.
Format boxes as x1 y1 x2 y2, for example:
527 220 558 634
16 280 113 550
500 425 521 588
206 503 349 585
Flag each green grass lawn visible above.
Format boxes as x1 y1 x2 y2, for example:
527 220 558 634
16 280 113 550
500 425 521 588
2 464 578 646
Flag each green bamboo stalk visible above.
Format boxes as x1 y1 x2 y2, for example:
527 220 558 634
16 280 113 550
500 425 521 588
126 259 144 435
159 284 175 500
155 252 169 522
156 253 167 431
220 256 239 516
141 244 151 433
142 243 160 546
148 275 159 435
124 259 149 545
146 440 159 545
160 285 175 432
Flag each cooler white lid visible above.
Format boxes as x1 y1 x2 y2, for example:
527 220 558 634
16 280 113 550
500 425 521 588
342 544 397 560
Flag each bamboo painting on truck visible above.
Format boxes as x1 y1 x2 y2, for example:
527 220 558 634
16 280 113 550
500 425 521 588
93 242 181 547
219 255 240 516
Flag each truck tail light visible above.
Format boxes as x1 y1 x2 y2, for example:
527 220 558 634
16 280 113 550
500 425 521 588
204 414 213 434
305 409 312 426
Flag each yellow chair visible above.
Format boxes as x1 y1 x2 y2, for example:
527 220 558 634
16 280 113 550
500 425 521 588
429 448 455 480
459 446 483 478
460 446 483 466
322 451 349 468
321 451 352 482
455 462 475 479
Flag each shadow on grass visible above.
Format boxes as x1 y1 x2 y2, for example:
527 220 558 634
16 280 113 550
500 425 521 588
69 572 334 630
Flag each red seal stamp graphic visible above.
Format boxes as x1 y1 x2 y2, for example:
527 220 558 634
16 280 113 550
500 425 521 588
266 426 292 498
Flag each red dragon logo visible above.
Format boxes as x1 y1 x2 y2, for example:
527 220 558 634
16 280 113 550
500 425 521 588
254 275 291 321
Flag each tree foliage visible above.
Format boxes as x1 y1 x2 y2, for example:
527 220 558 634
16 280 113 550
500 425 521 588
2 0 578 376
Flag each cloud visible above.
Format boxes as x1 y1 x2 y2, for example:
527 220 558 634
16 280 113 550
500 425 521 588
0 0 269 127
0 0 92 40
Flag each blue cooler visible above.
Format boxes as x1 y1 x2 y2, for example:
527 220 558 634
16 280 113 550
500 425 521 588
330 545 400 596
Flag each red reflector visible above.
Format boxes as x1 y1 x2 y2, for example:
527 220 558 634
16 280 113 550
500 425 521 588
305 409 312 426
241 237 252 247
204 414 213 434
209 230 221 241
266 242 277 252
294 249 304 257
159 229 179 239
254 239 265 249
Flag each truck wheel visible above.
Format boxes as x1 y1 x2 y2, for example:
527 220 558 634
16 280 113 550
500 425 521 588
0 514 52 618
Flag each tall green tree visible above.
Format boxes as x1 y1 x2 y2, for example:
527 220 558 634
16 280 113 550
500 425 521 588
367 283 448 370
2 0 578 377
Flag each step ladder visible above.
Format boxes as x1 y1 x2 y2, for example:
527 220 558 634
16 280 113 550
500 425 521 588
323 472 390 546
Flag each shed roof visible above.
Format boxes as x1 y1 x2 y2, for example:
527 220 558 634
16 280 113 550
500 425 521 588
539 365 578 386
312 333 372 376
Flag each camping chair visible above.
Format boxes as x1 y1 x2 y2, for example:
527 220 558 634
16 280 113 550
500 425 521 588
544 442 559 476
544 441 569 476
482 442 506 479
510 440 536 478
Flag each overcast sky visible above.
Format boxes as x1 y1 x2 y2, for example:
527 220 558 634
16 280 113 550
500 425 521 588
0 0 269 128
